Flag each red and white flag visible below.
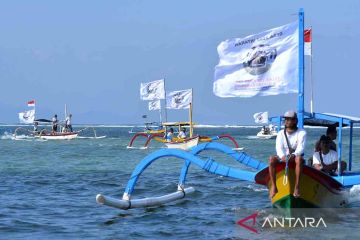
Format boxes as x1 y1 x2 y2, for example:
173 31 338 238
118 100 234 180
304 28 312 56
27 100 35 107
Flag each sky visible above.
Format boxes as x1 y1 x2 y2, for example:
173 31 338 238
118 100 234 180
1 0 360 124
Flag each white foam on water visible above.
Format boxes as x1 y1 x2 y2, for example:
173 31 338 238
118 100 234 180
1 132 34 140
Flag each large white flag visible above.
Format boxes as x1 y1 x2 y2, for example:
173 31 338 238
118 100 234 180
253 112 269 124
140 79 165 100
19 109 35 124
148 100 161 111
166 89 192 109
214 21 299 98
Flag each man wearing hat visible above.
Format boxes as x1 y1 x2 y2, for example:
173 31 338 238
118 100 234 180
268 110 307 198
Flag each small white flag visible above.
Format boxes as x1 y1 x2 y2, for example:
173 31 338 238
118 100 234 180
166 89 192 109
253 112 269 124
214 21 299 98
148 100 161 111
140 79 165 100
19 109 35 124
304 28 312 56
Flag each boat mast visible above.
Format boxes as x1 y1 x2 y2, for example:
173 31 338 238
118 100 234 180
159 100 162 123
298 8 305 128
65 104 67 119
189 88 193 137
163 77 168 123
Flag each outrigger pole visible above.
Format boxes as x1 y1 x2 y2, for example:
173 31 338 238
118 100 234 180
298 8 305 128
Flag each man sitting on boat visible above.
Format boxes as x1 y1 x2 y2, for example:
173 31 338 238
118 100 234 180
178 128 187 139
313 135 347 175
315 125 337 152
165 128 174 142
33 121 39 134
268 110 307 198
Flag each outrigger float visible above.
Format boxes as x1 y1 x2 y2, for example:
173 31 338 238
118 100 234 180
97 9 360 211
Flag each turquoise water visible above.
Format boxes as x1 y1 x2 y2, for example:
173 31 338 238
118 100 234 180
1 126 360 239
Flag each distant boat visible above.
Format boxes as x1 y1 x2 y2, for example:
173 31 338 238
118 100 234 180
14 102 102 140
256 125 277 139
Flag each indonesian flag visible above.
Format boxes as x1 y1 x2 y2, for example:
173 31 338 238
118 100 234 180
304 28 312 56
27 100 35 107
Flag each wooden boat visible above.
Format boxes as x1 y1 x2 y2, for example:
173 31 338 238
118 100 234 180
255 162 348 208
36 131 79 140
164 136 200 150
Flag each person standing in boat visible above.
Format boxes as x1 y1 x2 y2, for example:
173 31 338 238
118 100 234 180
33 121 39 134
165 128 174 142
52 114 58 133
178 127 187 139
65 114 73 132
313 135 346 175
268 110 307 198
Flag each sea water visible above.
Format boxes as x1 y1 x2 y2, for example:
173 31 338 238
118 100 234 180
1 126 360 239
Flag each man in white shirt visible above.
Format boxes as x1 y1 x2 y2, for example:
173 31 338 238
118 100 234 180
269 110 307 199
165 128 174 142
52 114 58 133
65 114 73 132
178 128 187 139
313 135 346 174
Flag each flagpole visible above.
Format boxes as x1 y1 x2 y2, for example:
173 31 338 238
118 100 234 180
298 8 305 128
159 101 162 123
309 26 314 114
163 77 168 123
65 104 67 119
189 88 193 137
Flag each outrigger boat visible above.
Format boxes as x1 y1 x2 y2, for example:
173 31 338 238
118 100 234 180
128 122 165 134
97 9 360 212
129 87 242 150
15 105 103 140
127 121 242 150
